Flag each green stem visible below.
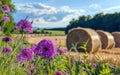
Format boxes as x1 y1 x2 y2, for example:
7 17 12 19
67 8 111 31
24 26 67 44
0 21 4 32
1 41 9 74
12 32 24 54
46 60 50 75
9 32 25 68
84 63 92 75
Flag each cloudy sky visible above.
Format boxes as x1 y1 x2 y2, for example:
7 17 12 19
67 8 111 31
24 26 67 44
12 0 120 28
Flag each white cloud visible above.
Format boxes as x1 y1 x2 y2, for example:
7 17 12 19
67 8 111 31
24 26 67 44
15 3 57 16
102 6 120 12
47 16 57 21
60 6 85 14
62 15 78 22
31 14 80 28
14 3 85 28
89 4 102 9
15 3 85 18
31 17 49 25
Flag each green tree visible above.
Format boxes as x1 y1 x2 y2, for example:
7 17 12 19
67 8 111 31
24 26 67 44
65 18 77 34
65 12 120 34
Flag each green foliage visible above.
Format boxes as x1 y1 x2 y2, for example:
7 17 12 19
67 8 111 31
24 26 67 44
0 10 4 19
0 0 16 36
50 54 68 72
79 39 89 53
99 63 113 75
2 22 15 35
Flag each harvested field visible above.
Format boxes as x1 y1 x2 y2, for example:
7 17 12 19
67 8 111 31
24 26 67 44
25 35 67 49
23 34 120 66
66 51 120 66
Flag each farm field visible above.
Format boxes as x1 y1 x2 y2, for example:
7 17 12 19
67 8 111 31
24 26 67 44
25 34 120 66
2 0 120 74
25 34 67 49
35 30 65 35
44 30 65 35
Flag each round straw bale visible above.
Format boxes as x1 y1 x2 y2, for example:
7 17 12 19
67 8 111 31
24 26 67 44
66 27 101 53
112 32 120 48
96 30 115 49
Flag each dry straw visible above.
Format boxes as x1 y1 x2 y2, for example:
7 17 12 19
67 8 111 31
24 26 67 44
112 32 120 48
96 30 115 49
66 52 120 66
66 27 101 53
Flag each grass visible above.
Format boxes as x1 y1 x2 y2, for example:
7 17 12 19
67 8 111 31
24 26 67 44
36 30 65 35
45 30 65 35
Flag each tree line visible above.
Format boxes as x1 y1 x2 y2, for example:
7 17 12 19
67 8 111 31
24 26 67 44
65 12 120 34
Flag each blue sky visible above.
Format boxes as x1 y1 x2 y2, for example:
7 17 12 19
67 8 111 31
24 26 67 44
12 0 120 28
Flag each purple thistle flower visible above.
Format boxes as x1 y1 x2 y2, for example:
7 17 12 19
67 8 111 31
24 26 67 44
35 39 57 60
14 19 33 33
55 70 62 75
80 59 84 64
2 5 10 13
2 16 10 22
92 63 97 68
2 46 12 54
2 36 12 43
17 48 34 62
29 65 35 73
57 49 67 54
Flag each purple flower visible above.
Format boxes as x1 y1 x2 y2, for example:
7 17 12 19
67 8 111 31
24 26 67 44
17 48 34 62
80 59 84 64
2 5 10 13
92 63 97 68
2 36 12 43
29 65 35 73
2 46 12 54
57 50 67 54
2 16 10 22
35 39 57 60
55 70 62 75
14 19 32 33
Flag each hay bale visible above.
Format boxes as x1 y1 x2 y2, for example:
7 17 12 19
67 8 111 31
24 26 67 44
112 32 120 48
66 27 101 53
96 30 115 49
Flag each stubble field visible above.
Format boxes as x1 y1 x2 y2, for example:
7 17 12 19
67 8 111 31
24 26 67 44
25 34 120 66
